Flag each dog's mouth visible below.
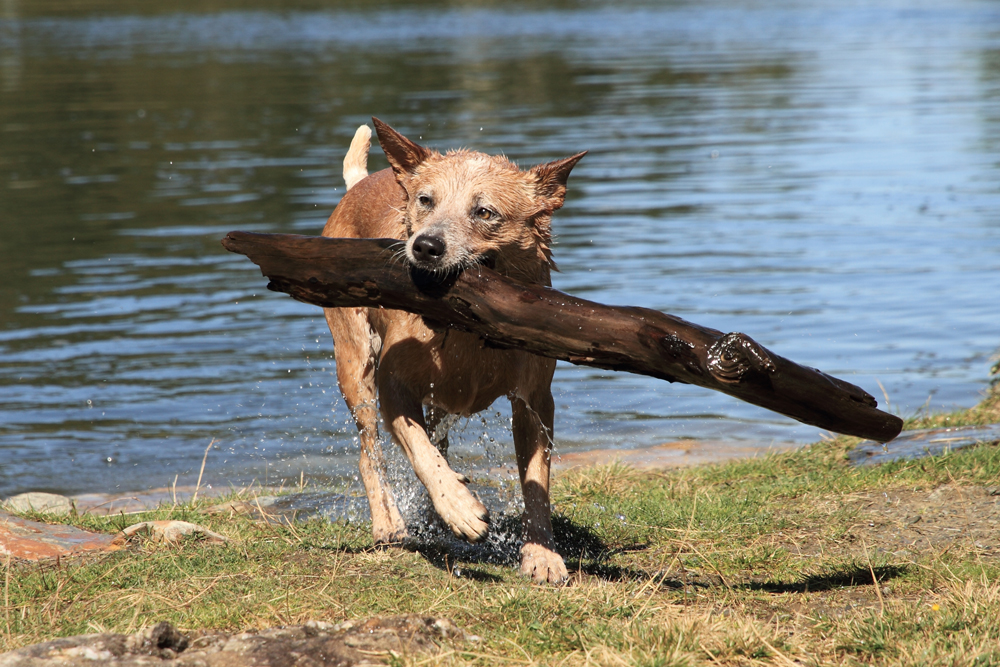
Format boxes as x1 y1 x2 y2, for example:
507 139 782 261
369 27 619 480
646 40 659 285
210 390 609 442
474 252 497 271
407 251 497 295
408 253 496 273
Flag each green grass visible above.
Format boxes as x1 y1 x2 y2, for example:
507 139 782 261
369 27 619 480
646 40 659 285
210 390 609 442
3 388 1000 665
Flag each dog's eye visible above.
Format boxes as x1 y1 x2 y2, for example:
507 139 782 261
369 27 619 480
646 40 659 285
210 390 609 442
474 206 496 221
417 194 433 207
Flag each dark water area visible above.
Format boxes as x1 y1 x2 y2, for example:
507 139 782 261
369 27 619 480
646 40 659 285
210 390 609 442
2 0 999 498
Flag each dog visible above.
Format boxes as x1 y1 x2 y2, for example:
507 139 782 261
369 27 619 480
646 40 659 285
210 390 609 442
323 118 585 583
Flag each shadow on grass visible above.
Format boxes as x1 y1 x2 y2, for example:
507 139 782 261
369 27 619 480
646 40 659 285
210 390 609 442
349 513 910 594
405 513 654 583
554 514 653 582
742 563 910 594
411 544 506 582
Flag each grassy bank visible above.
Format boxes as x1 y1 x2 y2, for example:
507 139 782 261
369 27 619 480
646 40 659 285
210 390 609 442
3 388 1000 665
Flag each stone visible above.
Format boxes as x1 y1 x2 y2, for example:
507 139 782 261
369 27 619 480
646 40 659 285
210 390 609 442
1 493 74 517
119 521 228 545
0 617 466 666
69 485 235 516
0 511 122 561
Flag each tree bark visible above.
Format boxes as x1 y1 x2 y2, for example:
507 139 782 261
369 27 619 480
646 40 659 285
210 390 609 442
221 231 903 443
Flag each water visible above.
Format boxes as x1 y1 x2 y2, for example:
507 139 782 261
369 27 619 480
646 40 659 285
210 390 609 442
2 0 999 498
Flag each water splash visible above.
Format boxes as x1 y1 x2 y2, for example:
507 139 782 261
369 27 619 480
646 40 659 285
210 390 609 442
278 404 530 563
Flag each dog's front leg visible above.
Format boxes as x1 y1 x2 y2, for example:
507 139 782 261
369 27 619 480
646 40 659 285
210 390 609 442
378 376 490 543
326 308 408 546
511 389 569 584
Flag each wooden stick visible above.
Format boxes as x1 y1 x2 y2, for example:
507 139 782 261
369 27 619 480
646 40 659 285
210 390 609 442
221 232 903 443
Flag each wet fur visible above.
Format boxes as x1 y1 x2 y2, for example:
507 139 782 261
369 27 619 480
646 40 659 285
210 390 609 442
323 119 585 584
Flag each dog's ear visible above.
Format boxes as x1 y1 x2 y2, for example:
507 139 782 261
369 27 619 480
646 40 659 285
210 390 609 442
372 117 432 181
530 151 587 211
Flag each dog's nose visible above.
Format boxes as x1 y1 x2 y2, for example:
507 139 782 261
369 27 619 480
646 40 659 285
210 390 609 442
411 234 446 263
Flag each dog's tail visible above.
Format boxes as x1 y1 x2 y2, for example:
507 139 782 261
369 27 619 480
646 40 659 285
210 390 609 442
343 124 371 190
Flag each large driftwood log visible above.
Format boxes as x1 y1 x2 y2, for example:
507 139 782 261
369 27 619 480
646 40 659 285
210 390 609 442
222 232 903 443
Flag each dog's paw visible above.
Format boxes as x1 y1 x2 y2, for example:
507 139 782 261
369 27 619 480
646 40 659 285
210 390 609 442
432 479 490 543
520 543 569 585
371 509 410 547
372 526 410 548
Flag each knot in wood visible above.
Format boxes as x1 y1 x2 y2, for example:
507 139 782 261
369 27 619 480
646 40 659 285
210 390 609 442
706 332 776 383
347 281 380 299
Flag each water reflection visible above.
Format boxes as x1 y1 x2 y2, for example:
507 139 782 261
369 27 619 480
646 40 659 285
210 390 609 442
0 0 21 93
1 0 999 497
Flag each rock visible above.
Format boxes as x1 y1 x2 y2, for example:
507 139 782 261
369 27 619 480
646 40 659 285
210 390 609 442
119 521 228 545
0 515 229 562
1 493 74 517
69 486 250 517
124 622 189 657
0 511 123 561
0 617 466 666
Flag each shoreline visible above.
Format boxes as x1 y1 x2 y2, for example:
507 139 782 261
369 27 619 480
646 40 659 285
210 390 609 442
6 422 1000 520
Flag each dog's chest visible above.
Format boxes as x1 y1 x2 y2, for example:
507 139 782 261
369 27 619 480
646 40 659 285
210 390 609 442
423 330 522 414
378 316 523 416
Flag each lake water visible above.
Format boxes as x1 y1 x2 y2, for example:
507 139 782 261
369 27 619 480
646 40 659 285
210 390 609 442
2 0 999 499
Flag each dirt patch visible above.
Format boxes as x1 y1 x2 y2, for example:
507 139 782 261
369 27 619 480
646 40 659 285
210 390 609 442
705 484 1000 620
846 484 1000 558
621 484 1000 622
781 484 1000 561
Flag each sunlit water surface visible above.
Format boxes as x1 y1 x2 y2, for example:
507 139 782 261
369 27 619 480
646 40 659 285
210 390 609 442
1 0 999 498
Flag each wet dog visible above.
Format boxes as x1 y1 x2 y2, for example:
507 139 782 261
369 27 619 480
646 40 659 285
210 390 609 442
323 119 585 583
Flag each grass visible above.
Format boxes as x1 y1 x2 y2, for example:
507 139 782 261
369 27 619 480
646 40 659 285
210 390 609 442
3 387 1000 665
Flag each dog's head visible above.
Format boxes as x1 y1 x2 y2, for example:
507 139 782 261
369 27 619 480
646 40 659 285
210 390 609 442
373 118 585 281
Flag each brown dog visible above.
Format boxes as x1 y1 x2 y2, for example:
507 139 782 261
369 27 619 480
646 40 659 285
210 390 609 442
323 118 585 583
